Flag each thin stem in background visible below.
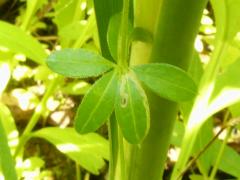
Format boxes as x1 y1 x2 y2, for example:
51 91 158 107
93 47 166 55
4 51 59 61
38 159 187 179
209 126 233 180
76 163 82 180
14 76 61 157
177 126 225 179
73 13 95 49
119 130 126 180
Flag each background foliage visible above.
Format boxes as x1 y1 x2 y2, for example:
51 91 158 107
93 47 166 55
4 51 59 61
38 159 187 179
0 0 240 180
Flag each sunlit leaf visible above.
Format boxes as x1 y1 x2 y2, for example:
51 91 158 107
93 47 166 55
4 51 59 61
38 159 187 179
115 73 149 144
189 174 206 180
0 106 18 180
216 140 240 178
133 63 197 102
107 13 121 61
211 0 240 40
93 0 123 61
74 71 118 133
194 120 214 176
21 0 48 29
53 0 83 29
0 103 19 153
0 21 47 64
107 13 133 61
46 48 115 78
208 58 240 116
61 81 91 95
32 127 109 175
0 62 11 94
170 120 184 147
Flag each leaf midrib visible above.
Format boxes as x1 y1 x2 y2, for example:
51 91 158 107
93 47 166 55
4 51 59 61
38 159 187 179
127 78 140 141
140 73 196 95
80 72 115 131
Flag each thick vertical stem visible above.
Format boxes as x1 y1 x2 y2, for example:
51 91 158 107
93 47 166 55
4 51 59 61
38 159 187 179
128 0 208 179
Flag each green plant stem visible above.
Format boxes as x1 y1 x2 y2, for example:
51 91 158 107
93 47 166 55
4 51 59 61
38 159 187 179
108 114 119 180
84 173 90 180
21 0 38 30
118 130 126 180
209 126 232 180
0 117 18 180
13 76 61 157
73 0 84 22
73 13 95 48
126 0 208 179
177 125 225 179
118 0 130 68
76 163 82 180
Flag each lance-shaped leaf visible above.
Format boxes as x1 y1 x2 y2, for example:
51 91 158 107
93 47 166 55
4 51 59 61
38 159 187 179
0 21 47 64
107 13 120 61
211 0 240 41
132 63 197 102
46 48 115 78
207 58 240 117
32 127 109 175
107 13 133 61
75 71 118 133
115 73 150 144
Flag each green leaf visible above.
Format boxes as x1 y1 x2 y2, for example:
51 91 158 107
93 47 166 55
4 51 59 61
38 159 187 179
133 63 197 102
0 62 11 94
216 140 240 178
31 127 109 175
107 13 121 61
180 52 204 121
0 21 47 64
59 20 95 48
115 73 149 144
93 0 123 60
0 104 18 180
61 81 91 95
46 48 115 78
188 52 204 85
0 103 19 153
208 58 240 117
107 13 133 61
189 174 206 180
21 0 48 30
170 120 184 147
74 71 118 133
53 0 95 47
211 0 240 41
53 0 83 29
194 120 214 177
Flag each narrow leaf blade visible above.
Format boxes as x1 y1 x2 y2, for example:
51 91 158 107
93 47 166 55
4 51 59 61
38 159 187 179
133 63 197 102
74 71 118 133
208 58 240 116
115 74 149 144
32 127 109 174
93 0 123 60
0 21 47 64
107 13 120 61
46 48 114 78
